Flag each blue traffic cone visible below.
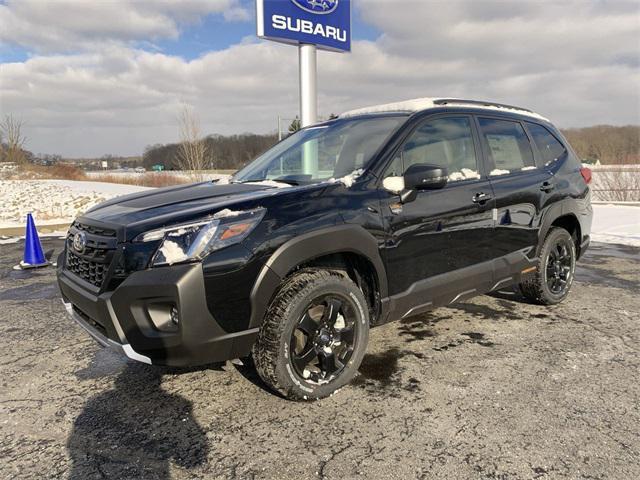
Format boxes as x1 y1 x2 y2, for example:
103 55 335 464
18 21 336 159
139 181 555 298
18 213 49 269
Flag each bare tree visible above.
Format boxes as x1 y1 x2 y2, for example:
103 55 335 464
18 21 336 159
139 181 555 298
1 114 27 165
176 105 209 180
561 125 640 165
591 167 640 201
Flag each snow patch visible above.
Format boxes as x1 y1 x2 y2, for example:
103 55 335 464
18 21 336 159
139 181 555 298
0 180 150 228
340 97 549 121
590 233 640 246
591 204 640 247
490 169 511 176
243 180 290 188
521 166 537 171
213 208 242 219
382 176 404 193
156 239 188 265
329 169 364 188
449 168 481 182
341 98 437 117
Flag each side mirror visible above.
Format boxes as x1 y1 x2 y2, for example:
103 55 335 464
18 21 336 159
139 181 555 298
404 164 448 190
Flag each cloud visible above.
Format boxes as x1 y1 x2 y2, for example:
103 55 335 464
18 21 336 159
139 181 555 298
0 0 250 52
0 42 301 156
0 0 638 157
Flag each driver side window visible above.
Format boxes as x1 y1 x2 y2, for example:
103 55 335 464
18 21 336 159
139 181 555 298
384 116 480 183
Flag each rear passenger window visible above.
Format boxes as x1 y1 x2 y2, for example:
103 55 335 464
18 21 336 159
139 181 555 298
478 118 536 176
526 122 567 165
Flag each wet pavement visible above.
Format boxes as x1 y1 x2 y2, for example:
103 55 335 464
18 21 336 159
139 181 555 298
0 238 638 479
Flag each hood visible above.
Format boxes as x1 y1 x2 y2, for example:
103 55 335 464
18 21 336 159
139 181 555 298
78 181 295 241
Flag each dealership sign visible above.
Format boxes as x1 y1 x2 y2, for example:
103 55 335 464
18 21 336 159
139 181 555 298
256 0 351 52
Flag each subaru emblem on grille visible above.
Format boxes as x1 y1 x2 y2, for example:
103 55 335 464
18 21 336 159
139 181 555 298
73 231 87 253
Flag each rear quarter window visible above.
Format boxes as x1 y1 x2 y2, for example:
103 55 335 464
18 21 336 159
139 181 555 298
525 122 567 166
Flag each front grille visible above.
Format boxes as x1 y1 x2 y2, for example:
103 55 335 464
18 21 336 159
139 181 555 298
66 249 110 287
73 221 116 237
65 222 117 289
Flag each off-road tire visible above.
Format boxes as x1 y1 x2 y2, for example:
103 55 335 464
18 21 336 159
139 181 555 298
520 227 576 305
252 269 369 401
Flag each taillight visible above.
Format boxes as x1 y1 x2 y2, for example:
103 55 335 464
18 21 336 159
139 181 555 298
580 167 592 184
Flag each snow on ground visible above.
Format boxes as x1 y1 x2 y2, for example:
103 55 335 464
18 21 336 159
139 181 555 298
85 170 231 182
0 180 150 228
85 170 191 180
591 204 640 247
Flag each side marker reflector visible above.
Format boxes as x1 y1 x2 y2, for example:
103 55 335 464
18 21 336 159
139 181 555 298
521 266 537 274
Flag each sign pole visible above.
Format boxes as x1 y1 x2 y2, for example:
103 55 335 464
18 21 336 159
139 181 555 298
298 43 317 127
277 115 282 141
257 0 350 132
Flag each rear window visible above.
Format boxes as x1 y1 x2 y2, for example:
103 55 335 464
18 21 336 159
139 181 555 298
526 122 567 165
478 118 536 176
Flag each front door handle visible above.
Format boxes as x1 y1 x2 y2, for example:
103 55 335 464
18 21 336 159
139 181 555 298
540 181 555 192
472 192 492 204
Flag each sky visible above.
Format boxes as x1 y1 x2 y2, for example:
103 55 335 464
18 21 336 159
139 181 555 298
0 0 639 158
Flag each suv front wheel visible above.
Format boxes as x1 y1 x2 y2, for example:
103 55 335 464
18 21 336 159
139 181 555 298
252 269 369 400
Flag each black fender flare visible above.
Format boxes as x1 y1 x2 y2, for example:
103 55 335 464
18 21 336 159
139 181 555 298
536 199 584 256
248 224 387 329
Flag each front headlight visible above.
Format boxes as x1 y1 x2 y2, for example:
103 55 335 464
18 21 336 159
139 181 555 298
135 208 265 266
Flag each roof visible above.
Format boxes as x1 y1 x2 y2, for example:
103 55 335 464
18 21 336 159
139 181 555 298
339 97 549 122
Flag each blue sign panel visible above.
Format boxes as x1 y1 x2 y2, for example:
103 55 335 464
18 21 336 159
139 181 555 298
257 0 351 52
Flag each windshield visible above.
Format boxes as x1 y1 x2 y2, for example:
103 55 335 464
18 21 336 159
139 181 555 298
233 116 406 185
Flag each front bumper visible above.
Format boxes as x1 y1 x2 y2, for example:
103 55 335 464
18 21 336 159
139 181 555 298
62 299 152 364
58 261 259 366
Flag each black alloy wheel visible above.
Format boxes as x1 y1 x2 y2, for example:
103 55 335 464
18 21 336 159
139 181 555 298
545 238 574 295
520 227 576 305
290 294 358 384
252 269 370 400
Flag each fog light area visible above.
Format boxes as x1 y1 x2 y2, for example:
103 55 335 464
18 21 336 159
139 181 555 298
147 303 180 332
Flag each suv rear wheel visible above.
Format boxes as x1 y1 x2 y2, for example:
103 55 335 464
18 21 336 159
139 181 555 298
520 227 576 305
252 269 369 400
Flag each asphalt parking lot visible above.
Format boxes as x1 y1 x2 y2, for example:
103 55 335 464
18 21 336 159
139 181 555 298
0 238 638 479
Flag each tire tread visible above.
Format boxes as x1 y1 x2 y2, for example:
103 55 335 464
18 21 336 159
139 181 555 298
520 227 575 305
252 268 360 400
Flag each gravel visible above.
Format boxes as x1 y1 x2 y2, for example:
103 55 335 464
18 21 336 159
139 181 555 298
0 239 638 479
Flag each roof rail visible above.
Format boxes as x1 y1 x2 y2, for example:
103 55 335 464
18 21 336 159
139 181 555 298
433 98 533 113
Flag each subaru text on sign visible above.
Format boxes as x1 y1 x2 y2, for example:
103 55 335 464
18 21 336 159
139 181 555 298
257 0 351 52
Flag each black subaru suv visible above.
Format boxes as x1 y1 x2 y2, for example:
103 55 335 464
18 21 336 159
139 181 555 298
57 98 592 400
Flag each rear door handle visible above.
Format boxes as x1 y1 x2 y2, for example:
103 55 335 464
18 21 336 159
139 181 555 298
472 192 492 204
540 181 555 192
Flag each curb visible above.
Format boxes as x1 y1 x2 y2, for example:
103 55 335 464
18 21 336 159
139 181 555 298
0 223 70 237
592 201 640 207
